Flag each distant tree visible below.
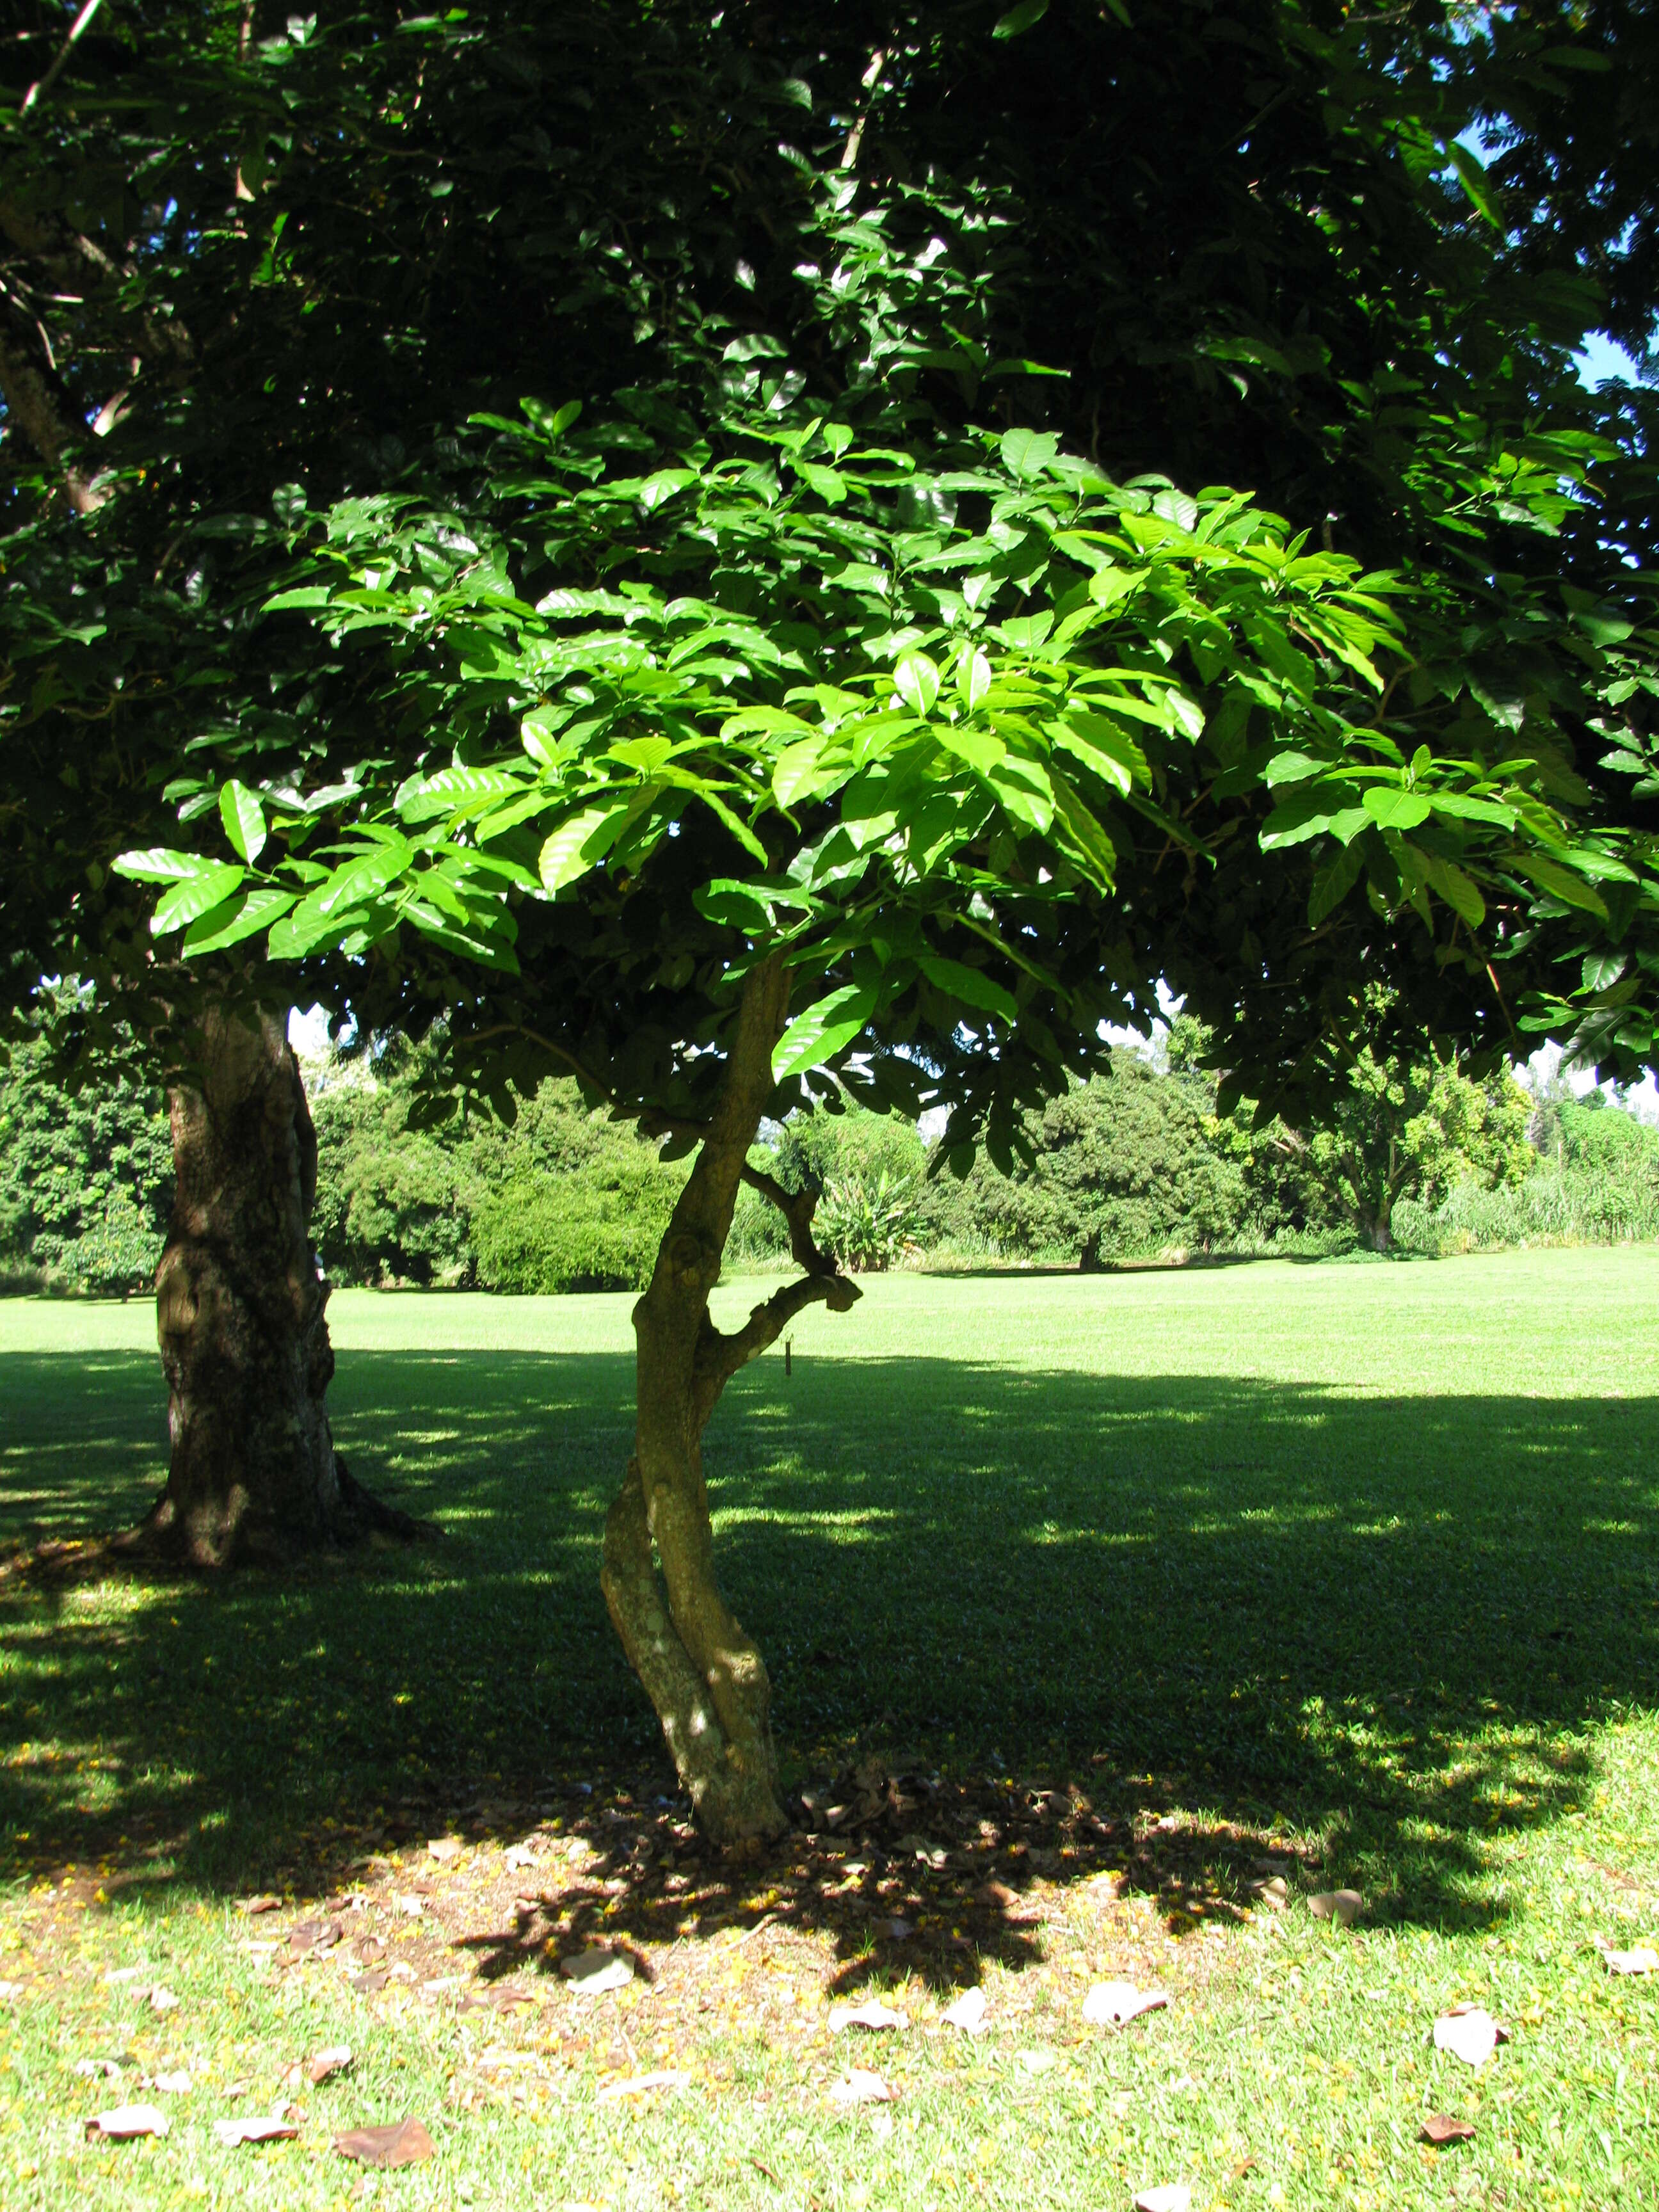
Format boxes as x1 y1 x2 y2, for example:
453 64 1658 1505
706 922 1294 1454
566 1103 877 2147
1238 1043 1534 1253
0 998 172 1295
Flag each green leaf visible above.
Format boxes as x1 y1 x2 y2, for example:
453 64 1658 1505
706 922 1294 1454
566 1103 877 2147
112 847 214 885
937 724 1007 776
538 806 623 892
401 766 524 822
772 984 877 1083
774 737 829 810
999 426 1060 480
152 863 248 935
218 781 268 865
916 956 1018 1023
1448 138 1501 228
264 586 334 611
182 886 296 954
315 840 413 917
1260 787 1372 850
1423 853 1486 929
993 0 1049 35
1363 787 1432 832
1308 843 1365 926
1583 949 1627 992
1425 791 1518 830
1050 710 1145 795
894 651 941 716
1514 853 1608 918
957 647 992 712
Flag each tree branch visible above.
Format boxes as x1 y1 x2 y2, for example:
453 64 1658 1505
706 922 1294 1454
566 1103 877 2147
0 324 102 511
694 1266 860 1423
20 0 109 116
739 1162 839 1276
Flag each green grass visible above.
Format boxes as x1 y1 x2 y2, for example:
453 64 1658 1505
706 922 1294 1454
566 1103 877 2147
1 1247 1656 2209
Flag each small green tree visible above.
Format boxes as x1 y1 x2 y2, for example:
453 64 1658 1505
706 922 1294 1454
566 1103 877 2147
1240 1045 1535 1253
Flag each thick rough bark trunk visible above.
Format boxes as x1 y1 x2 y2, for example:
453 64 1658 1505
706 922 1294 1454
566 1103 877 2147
600 961 858 1845
140 1005 420 1567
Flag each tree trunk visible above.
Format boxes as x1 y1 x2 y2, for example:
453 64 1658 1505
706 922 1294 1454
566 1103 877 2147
600 961 859 1846
140 1004 421 1567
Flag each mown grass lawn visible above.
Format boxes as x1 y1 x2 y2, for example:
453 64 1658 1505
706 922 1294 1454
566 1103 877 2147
1 1246 1656 2211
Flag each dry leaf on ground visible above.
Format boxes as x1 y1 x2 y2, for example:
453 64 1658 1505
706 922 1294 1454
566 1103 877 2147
350 1970 389 1994
214 2115 300 2147
287 1918 342 1954
1308 1890 1363 1925
1433 2006 1507 2068
427 1836 462 1863
73 2058 124 2080
396 1895 428 1918
86 2104 168 2140
1018 2048 1057 2076
1420 2114 1477 2144
307 2046 353 2085
238 1895 280 1915
559 1948 633 1994
149 2071 192 2094
1249 1876 1289 1910
102 1968 141 1985
1134 2186 1192 2212
503 1844 540 1870
941 1987 988 2034
880 1916 914 1940
1083 1981 1169 2027
1599 1943 1658 1975
0 1979 25 2000
829 2000 908 2033
148 1985 179 2012
830 2069 897 2106
596 2071 692 2103
333 2118 437 2167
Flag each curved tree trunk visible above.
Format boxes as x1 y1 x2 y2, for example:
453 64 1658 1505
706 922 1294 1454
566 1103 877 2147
600 961 858 1846
140 1004 421 1567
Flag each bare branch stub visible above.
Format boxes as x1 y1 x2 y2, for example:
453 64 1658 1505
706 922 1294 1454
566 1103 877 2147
740 1163 838 1276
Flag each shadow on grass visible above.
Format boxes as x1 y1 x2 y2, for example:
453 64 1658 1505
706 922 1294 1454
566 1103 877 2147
1 1343 1655 1968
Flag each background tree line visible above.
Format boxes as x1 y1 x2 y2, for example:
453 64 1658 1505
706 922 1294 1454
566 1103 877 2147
6 1007 1656 1295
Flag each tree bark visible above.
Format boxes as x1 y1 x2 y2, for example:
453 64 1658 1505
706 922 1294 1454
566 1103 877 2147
139 1005 421 1567
600 961 859 1845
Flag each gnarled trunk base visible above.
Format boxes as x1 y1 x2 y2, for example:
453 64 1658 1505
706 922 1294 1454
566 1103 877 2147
138 1005 424 1569
599 961 858 1847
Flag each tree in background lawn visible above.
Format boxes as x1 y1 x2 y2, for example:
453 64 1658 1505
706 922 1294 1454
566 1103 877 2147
1229 1030 1536 1253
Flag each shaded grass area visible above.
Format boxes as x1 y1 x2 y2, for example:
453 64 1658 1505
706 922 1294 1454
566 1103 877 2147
1 1253 1657 2209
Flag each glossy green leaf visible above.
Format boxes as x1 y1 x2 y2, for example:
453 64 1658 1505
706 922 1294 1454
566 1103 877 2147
894 651 941 716
218 781 268 865
152 863 248 935
771 984 877 1084
538 806 623 892
182 885 296 953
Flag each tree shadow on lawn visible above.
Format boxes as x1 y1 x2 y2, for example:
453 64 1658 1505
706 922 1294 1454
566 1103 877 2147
1 1343 1655 1985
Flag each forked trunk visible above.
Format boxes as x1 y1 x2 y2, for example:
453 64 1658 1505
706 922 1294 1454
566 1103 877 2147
600 961 858 1845
141 1004 419 1567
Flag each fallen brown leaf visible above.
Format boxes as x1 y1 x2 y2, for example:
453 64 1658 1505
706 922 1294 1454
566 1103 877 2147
1082 1980 1169 2026
287 1918 342 1956
941 1987 988 2035
828 2000 908 2033
214 2115 300 2147
559 1948 633 1993
427 1836 462 1863
1599 1943 1658 1975
1433 2005 1507 2068
334 2118 437 2167
1420 2114 1477 2145
307 2046 353 2086
72 2058 124 2080
148 1985 179 2012
349 1970 389 1994
86 2104 168 2140
829 2069 897 2106
238 1895 281 1916
1308 1889 1363 1926
596 2071 691 2103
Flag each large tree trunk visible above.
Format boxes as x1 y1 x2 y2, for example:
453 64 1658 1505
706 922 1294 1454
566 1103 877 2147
140 1004 419 1567
600 961 859 1845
